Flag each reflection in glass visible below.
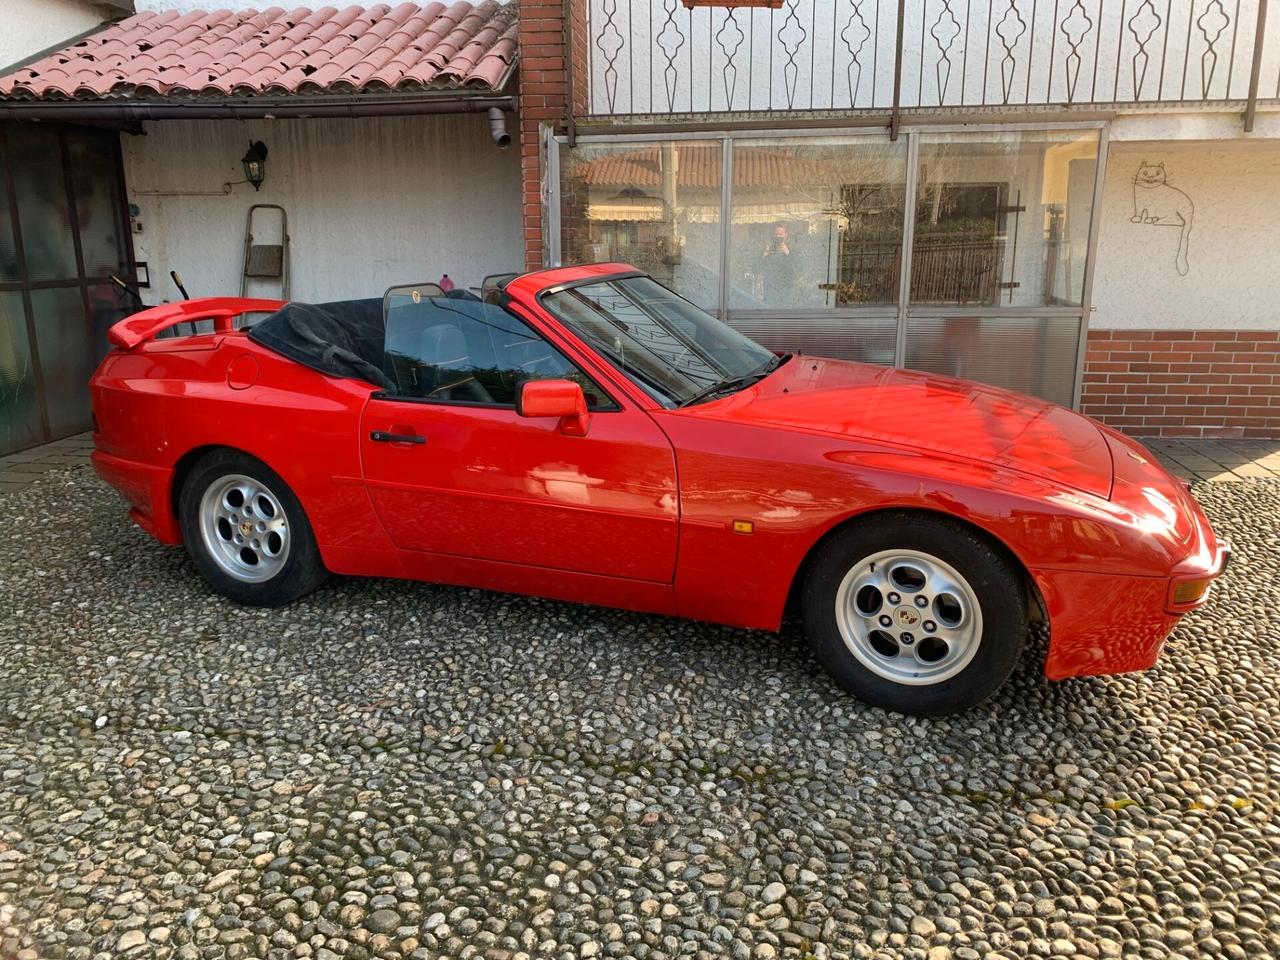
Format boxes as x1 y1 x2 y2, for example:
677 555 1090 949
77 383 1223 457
68 135 128 279
0 150 18 283
728 138 908 309
0 292 42 452
904 315 1080 405
85 280 129 363
381 292 617 410
912 130 1099 307
559 140 722 309
544 275 773 407
730 315 898 366
31 287 92 437
9 128 78 281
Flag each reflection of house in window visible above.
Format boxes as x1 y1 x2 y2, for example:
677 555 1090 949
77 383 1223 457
831 184 903 304
563 142 722 305
910 183 1005 305
830 182 1011 306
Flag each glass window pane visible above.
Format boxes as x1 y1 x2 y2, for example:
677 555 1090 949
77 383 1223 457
560 140 722 310
903 316 1081 406
30 287 93 436
728 137 908 309
912 130 1098 307
0 150 18 283
0 292 43 453
729 315 898 366
382 296 616 410
544 276 774 407
68 134 128 279
86 279 129 364
9 128 78 282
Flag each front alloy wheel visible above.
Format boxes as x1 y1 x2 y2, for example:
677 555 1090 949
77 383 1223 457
835 548 984 686
802 514 1027 715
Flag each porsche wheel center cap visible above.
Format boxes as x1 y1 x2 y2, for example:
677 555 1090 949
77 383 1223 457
895 606 920 628
240 520 253 536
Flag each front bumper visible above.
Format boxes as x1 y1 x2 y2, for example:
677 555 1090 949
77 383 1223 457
1036 569 1185 680
91 447 182 545
1039 464 1227 681
1166 537 1230 613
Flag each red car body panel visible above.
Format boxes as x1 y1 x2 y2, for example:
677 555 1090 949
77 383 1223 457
89 265 1227 683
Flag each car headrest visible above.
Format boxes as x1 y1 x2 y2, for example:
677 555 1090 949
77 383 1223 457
420 323 469 368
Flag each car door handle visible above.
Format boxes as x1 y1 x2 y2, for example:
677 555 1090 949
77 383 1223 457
370 430 426 445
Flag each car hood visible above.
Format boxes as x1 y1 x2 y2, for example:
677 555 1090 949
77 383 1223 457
697 357 1115 498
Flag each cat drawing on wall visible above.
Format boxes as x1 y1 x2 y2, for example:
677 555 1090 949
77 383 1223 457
1131 161 1194 276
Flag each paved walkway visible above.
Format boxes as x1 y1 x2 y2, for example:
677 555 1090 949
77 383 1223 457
0 433 1277 493
0 431 94 493
1146 438 1280 482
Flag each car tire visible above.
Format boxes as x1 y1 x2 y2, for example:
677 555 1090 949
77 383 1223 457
801 513 1027 715
178 449 327 606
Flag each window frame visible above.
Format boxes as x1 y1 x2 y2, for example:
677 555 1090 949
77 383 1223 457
552 121 1109 410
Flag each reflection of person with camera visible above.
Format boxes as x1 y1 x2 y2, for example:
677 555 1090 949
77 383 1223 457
761 224 796 304
763 224 791 258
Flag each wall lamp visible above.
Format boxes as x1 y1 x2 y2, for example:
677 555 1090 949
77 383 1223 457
241 140 268 190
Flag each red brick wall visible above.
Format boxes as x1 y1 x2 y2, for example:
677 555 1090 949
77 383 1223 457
517 0 587 270
1081 329 1280 439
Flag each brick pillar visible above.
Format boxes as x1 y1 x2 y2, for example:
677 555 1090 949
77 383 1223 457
517 0 587 271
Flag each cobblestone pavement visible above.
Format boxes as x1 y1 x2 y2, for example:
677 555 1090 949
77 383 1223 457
0 463 1277 960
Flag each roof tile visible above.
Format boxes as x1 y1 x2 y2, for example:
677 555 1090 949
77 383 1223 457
0 2 517 101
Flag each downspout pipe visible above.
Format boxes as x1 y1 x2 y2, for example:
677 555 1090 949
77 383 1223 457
0 95 517 123
487 106 511 147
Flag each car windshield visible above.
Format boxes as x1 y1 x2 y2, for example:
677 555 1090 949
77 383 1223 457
541 276 778 407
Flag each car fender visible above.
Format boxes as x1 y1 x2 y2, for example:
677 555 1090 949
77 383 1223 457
91 335 401 574
654 413 1187 635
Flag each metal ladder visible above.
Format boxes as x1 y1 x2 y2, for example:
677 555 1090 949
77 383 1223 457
240 204 290 300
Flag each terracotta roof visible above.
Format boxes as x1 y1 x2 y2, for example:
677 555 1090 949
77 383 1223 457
575 144 844 190
0 3 518 101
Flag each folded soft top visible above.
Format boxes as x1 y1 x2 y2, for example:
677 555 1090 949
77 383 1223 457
248 299 387 386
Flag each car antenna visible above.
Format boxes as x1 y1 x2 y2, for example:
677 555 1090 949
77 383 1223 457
170 270 190 300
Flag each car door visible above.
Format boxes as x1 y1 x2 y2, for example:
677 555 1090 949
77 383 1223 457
359 292 678 583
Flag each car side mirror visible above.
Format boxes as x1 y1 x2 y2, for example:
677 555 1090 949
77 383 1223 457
516 379 591 437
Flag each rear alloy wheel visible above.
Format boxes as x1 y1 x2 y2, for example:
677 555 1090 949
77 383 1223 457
179 450 326 606
199 474 291 583
802 514 1027 715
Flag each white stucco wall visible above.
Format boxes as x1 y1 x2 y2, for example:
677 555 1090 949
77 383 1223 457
122 114 523 305
1091 138 1280 330
1 0 114 72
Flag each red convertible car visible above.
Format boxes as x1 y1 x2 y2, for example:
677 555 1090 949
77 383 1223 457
90 263 1227 715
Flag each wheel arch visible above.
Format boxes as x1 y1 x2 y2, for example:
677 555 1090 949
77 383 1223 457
784 506 1048 626
171 444 241 528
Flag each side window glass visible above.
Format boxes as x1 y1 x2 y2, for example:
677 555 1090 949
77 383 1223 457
381 296 618 410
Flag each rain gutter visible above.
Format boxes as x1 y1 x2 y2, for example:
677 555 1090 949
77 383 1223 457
0 94 517 123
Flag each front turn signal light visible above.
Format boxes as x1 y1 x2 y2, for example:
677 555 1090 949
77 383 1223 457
1167 577 1212 611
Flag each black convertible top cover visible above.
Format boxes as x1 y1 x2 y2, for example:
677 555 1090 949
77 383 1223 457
248 299 387 387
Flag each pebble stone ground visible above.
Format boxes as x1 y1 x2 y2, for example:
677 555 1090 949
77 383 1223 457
0 463 1277 960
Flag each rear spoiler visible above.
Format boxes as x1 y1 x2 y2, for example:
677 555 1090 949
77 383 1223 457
107 297 286 350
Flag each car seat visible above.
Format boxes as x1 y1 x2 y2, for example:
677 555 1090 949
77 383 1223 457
416 323 493 402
